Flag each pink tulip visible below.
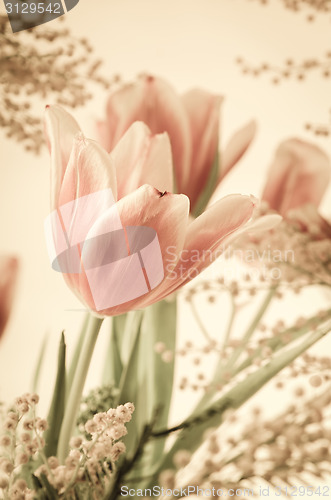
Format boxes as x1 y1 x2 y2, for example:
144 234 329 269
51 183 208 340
287 203 331 241
0 256 19 340
262 138 330 216
45 105 256 316
97 75 256 213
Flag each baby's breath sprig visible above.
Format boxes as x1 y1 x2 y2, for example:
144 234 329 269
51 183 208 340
0 394 134 499
169 382 331 495
236 51 331 137
77 384 119 439
245 0 331 21
0 15 118 154
0 393 44 500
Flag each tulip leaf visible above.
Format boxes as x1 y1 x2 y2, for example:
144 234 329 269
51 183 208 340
44 332 66 457
140 300 177 466
116 313 144 456
148 327 329 482
31 334 48 393
192 149 219 217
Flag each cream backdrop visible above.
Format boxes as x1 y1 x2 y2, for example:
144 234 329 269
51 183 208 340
1 0 331 494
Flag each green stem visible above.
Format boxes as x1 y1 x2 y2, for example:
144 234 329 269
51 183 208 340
224 285 277 369
221 292 236 349
190 298 213 343
57 314 103 463
193 286 277 414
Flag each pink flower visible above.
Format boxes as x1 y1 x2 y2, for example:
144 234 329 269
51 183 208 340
287 203 331 241
262 138 330 216
97 74 256 214
45 105 256 316
0 256 19 340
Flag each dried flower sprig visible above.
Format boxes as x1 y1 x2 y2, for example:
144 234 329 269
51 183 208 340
236 51 331 88
77 384 119 438
246 0 331 20
236 50 331 137
0 393 134 499
0 15 118 154
170 382 331 495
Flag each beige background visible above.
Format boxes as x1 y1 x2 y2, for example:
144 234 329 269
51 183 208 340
0 0 331 494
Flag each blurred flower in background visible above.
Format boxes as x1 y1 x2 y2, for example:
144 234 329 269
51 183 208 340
0 256 19 341
0 14 115 154
262 138 330 215
97 74 257 216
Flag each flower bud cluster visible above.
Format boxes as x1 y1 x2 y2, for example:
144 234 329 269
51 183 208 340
0 14 117 154
0 393 43 499
172 385 331 492
0 393 134 499
34 402 134 497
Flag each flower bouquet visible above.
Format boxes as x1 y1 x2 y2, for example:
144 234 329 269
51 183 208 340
1 24 331 500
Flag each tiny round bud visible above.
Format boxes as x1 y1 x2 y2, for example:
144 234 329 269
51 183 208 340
173 450 191 468
69 436 83 449
14 478 27 491
161 350 173 363
0 460 14 474
36 419 48 432
309 375 323 387
0 476 9 489
124 402 135 413
0 436 11 447
154 342 166 354
16 452 29 465
48 457 59 469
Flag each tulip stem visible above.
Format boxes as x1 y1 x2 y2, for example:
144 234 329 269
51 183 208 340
57 314 104 463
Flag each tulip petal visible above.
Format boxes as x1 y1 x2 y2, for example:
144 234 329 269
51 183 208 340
178 194 256 276
220 120 257 180
110 122 173 198
142 194 255 303
58 134 117 206
64 185 190 314
181 89 222 207
44 105 81 209
102 75 191 193
0 256 19 340
262 138 331 215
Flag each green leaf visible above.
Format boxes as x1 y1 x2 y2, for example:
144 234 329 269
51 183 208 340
39 473 57 500
31 334 48 394
192 149 219 218
141 300 177 463
44 332 66 457
116 313 143 456
149 327 329 482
